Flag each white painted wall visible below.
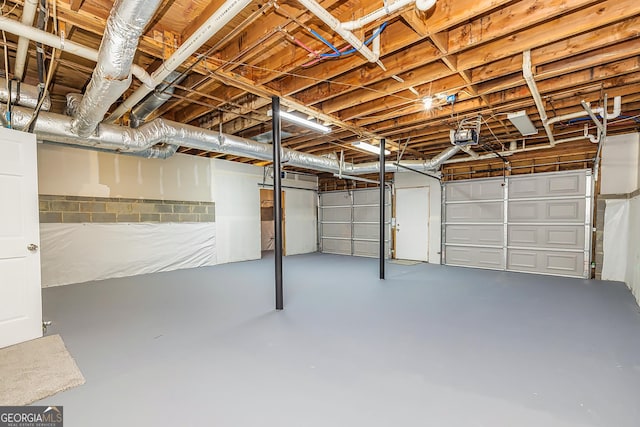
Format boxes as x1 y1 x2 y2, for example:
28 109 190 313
37 144 213 201
210 159 262 264
394 172 442 264
601 133 640 195
284 189 317 255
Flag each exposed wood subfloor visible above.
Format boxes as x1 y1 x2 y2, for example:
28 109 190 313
39 253 640 426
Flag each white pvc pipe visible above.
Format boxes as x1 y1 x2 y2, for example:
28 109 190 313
547 96 622 126
0 15 154 88
523 50 555 146
341 0 435 31
297 0 379 64
106 0 253 122
342 0 413 31
581 100 605 134
443 135 589 165
415 0 437 11
13 0 38 80
547 109 589 126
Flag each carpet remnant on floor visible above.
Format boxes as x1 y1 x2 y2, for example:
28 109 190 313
0 334 85 405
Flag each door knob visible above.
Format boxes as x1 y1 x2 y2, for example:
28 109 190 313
27 243 38 252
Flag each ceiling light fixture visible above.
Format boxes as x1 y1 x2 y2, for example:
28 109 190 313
352 140 390 155
269 109 331 133
422 96 433 110
507 110 538 136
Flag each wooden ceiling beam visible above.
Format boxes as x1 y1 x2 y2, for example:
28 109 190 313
363 68 640 135
456 0 640 71
54 1 165 58
69 0 85 12
472 17 640 84
292 38 442 106
321 62 454 113
338 74 467 121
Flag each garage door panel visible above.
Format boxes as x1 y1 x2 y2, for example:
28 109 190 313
321 239 351 255
352 189 390 205
353 206 391 222
322 223 351 238
445 246 504 269
353 241 390 258
508 225 584 249
320 189 391 258
320 193 351 206
507 249 584 276
353 223 378 239
510 172 585 198
446 224 504 246
443 170 591 278
322 207 351 222
509 199 585 223
445 202 503 223
445 180 503 201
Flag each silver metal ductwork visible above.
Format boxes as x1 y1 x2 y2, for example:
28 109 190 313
6 105 457 172
345 146 461 174
0 78 51 110
70 0 163 137
130 71 187 128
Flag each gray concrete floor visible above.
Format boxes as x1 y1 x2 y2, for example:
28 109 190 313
39 253 640 427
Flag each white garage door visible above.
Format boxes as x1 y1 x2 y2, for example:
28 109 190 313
319 188 391 258
443 170 592 278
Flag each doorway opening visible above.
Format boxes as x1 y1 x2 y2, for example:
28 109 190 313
260 188 286 255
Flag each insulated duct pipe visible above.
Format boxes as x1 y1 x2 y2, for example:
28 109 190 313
13 0 38 81
0 77 50 110
105 0 254 123
71 0 163 137
341 0 435 31
130 71 187 128
296 0 383 66
129 71 189 157
523 50 555 146
0 14 154 88
4 104 458 172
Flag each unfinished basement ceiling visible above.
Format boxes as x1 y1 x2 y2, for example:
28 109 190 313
1 0 639 172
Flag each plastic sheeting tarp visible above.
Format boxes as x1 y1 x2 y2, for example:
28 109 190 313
626 195 640 304
602 199 629 282
40 222 216 287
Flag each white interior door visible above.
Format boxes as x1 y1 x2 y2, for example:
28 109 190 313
0 128 42 349
395 187 429 261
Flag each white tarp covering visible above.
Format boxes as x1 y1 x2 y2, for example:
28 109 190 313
626 195 640 303
40 222 216 287
602 199 630 282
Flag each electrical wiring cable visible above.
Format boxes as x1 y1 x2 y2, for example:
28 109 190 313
303 22 388 67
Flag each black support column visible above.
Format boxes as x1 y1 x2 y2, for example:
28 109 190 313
272 96 284 310
379 138 385 280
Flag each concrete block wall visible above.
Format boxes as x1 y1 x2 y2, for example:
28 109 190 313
39 195 215 223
